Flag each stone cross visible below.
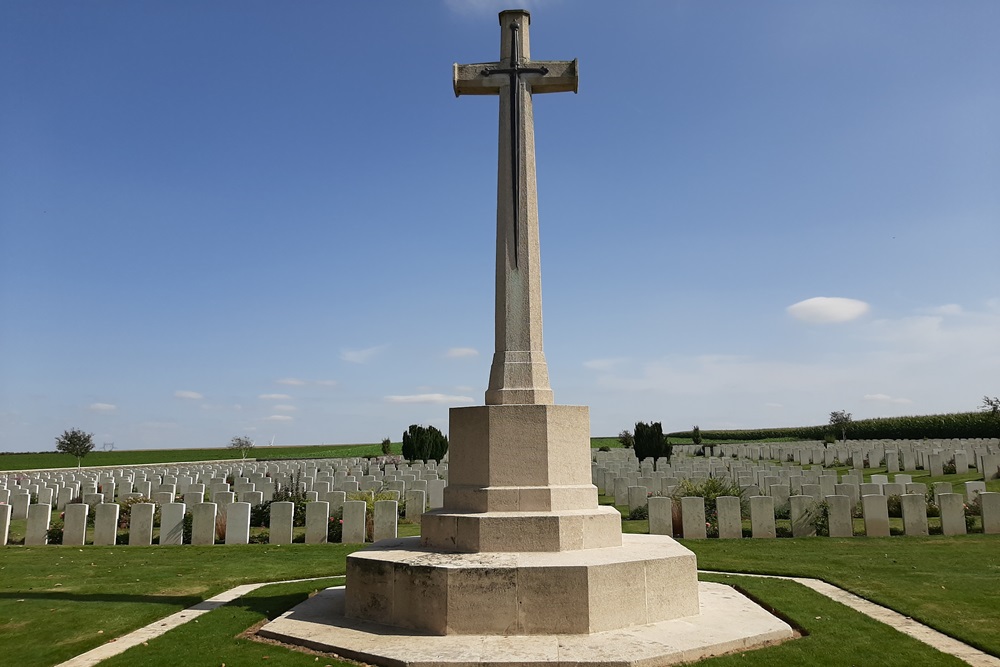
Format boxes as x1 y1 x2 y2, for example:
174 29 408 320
454 9 577 406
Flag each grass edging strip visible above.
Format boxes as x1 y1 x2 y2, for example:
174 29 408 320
53 575 344 667
700 570 1000 667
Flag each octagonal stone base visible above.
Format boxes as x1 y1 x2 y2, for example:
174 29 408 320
258 579 795 667
343 534 699 636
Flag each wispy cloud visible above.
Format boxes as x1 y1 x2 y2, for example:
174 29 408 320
259 393 292 400
920 304 963 316
273 404 298 412
174 390 203 400
341 345 387 364
88 403 117 413
787 297 870 324
385 393 474 405
275 378 337 387
262 415 293 422
445 347 479 358
584 358 627 372
863 393 913 405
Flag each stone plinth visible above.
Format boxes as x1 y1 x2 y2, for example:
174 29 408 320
260 579 793 667
419 403 622 553
344 535 697 636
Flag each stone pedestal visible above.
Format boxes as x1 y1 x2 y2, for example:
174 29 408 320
346 534 698 636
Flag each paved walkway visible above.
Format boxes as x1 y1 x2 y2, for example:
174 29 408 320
54 576 343 667
702 570 1000 667
56 571 998 667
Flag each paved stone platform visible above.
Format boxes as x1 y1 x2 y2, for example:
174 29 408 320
257 581 795 667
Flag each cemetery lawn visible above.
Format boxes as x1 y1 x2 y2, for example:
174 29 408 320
686 535 1000 657
695 572 969 666
3 537 999 666
0 544 363 667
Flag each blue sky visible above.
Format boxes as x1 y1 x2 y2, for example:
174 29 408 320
1 1 998 451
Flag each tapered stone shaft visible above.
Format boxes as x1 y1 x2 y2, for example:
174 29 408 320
454 9 578 405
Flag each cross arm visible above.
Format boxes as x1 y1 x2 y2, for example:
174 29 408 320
453 59 579 97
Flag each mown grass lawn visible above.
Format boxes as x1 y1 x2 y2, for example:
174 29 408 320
2 534 998 667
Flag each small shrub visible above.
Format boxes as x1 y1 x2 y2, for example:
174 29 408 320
965 496 982 517
215 512 227 542
811 501 831 537
598 446 611 452
248 532 269 544
886 494 903 518
775 525 792 538
380 438 392 456
823 433 836 445
926 502 941 518
943 458 957 475
618 430 634 449
327 508 344 542
774 502 791 520
851 501 864 519
46 521 65 544
628 505 649 520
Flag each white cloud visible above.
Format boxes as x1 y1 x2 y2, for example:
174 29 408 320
384 393 475 405
584 358 627 372
445 347 479 358
259 393 292 400
787 297 870 324
88 403 117 413
341 345 387 364
262 415 293 422
863 393 913 405
276 378 306 386
174 390 203 400
273 404 298 412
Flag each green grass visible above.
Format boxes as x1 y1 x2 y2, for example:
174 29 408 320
685 535 1000 657
4 437 625 471
694 573 967 666
2 534 999 666
96 576 354 667
0 444 397 471
0 544 364 667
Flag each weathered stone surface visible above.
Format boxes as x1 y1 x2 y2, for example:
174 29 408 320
191 502 217 546
159 502 186 545
93 503 120 546
305 501 330 544
750 496 776 538
345 534 698 635
129 503 155 546
269 501 294 545
901 493 929 536
63 503 89 545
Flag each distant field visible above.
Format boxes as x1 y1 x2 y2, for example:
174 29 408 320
2 438 618 471
0 442 398 471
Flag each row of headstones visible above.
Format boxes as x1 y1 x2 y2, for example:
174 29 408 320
596 440 1000 476
601 467 989 510
593 450 1000 501
641 491 1000 539
0 459 448 520
632 438 1000 477
0 457 449 503
0 489 431 547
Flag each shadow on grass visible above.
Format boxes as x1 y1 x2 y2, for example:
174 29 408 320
0 591 202 606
